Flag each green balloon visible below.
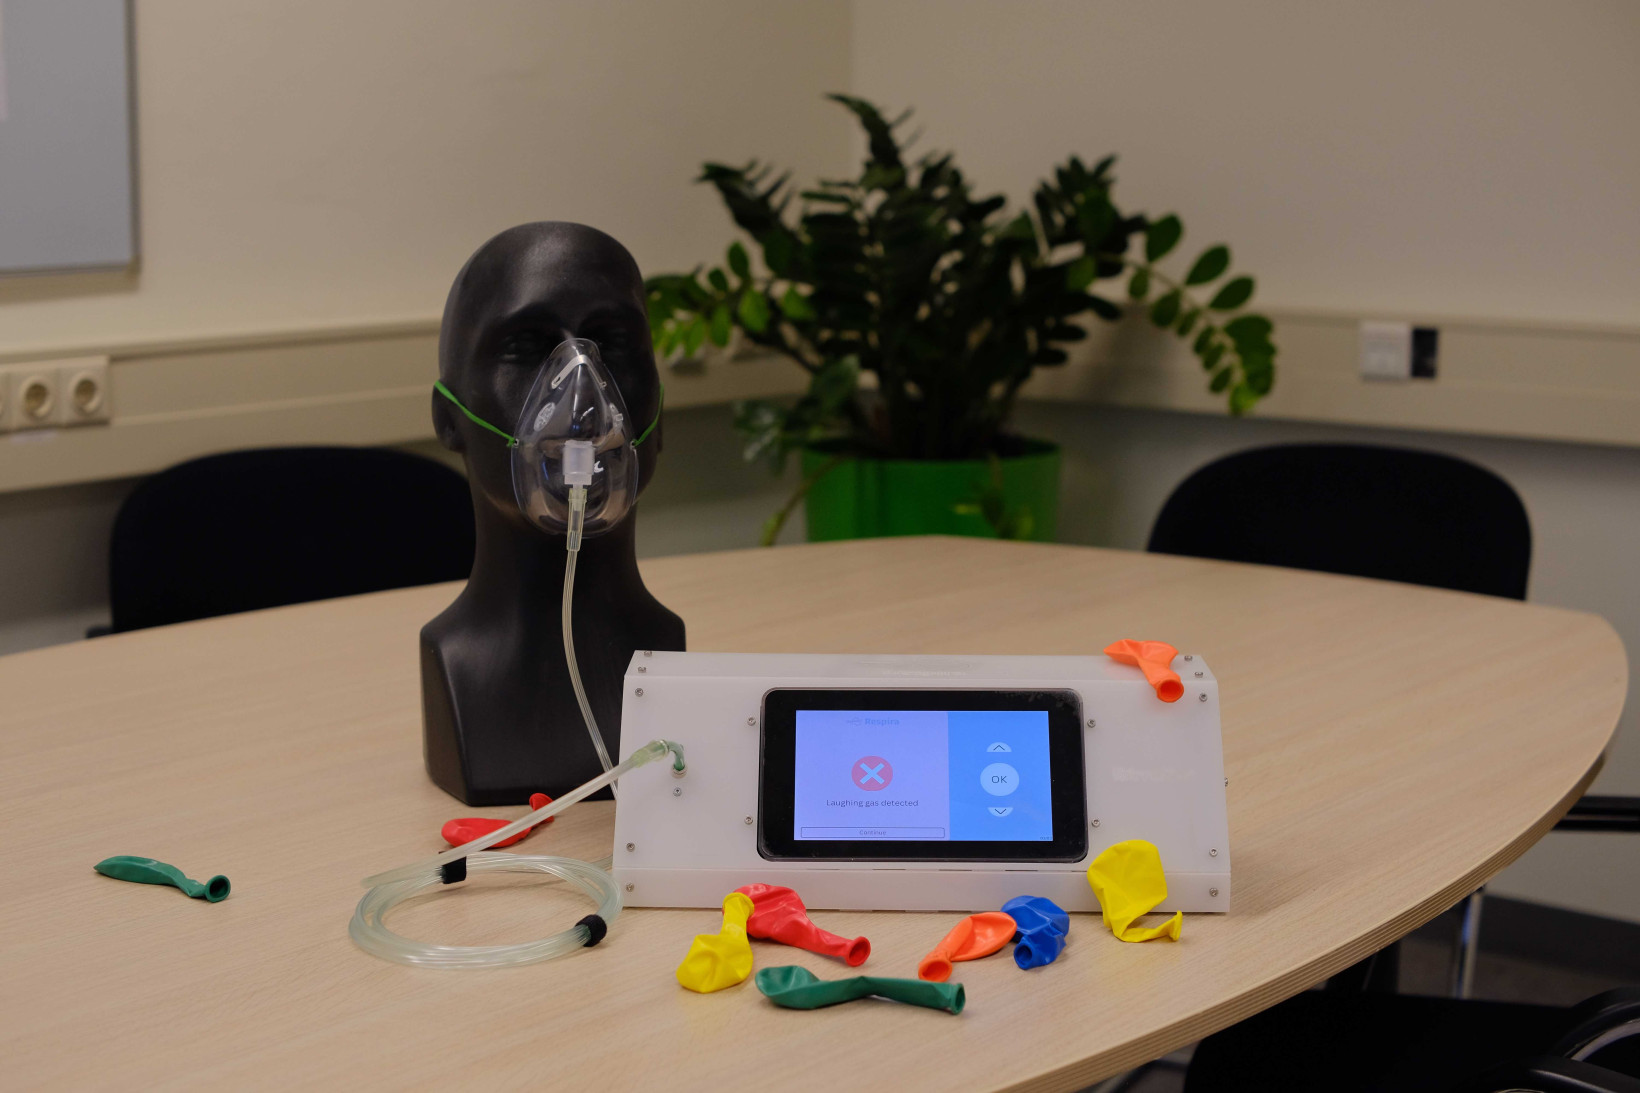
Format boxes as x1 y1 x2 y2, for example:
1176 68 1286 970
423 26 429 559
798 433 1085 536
754 965 964 1015
94 856 230 902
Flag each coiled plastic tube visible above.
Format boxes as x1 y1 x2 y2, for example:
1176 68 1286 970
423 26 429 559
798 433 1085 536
349 852 620 968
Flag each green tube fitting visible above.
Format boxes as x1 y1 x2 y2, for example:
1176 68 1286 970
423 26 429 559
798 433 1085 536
755 965 965 1015
94 856 230 902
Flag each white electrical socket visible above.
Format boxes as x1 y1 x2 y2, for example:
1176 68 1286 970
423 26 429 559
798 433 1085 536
0 357 112 432
1359 321 1413 381
56 357 112 426
11 368 60 430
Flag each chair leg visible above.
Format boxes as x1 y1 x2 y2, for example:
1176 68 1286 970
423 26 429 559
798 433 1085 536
1449 888 1485 999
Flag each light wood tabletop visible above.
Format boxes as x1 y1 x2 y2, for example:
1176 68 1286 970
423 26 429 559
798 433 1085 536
0 537 1626 1091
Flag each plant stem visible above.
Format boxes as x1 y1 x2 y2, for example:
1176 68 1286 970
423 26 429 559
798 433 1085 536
760 454 844 547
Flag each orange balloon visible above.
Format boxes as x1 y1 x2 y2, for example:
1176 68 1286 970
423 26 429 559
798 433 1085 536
917 911 1017 982
1104 639 1185 702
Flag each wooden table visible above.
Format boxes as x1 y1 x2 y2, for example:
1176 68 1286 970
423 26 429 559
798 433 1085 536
0 538 1626 1090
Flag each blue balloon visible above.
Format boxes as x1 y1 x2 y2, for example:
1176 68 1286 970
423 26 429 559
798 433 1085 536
1002 895 1070 969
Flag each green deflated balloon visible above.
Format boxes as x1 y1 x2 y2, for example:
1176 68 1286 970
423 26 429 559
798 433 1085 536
94 856 231 902
754 965 964 1015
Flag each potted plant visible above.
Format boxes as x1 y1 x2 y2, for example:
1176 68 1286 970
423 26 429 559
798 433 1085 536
646 95 1276 545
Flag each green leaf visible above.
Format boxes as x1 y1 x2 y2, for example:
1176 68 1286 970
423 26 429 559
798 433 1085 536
811 354 860 409
1202 342 1225 370
708 304 732 347
708 268 730 294
1065 255 1097 293
1086 295 1122 321
1223 313 1273 346
779 285 815 321
1208 276 1255 310
1184 245 1230 286
1193 325 1217 355
1229 381 1259 415
1176 307 1201 336
1128 268 1151 300
737 290 771 334
1149 290 1181 328
760 231 795 276
1209 367 1233 393
1145 214 1182 262
682 315 707 357
727 242 751 281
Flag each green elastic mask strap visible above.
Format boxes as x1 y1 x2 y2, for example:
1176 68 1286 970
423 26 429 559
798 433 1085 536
434 381 664 449
434 381 519 447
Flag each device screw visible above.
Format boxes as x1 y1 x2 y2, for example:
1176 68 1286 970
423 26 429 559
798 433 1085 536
643 650 652 657
1184 654 1193 661
1209 848 1219 857
744 816 754 825
637 665 646 673
747 716 756 726
673 786 681 797
1194 671 1204 678
1087 718 1096 728
635 687 644 697
1091 819 1101 828
625 883 634 892
1199 693 1208 702
1225 777 1229 787
1210 887 1220 897
625 842 635 852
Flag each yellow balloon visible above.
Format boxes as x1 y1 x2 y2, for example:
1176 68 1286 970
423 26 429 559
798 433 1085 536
1086 839 1183 943
676 892 756 993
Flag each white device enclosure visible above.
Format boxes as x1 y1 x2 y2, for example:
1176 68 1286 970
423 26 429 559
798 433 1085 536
612 653 1230 913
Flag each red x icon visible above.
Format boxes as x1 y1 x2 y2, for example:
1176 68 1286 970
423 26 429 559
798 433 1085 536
852 755 893 791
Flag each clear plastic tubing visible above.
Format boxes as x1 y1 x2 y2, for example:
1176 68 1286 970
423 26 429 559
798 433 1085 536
350 852 619 968
360 739 683 890
561 481 615 777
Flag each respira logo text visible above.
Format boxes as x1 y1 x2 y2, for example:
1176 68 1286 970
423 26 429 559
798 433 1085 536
1111 766 1197 784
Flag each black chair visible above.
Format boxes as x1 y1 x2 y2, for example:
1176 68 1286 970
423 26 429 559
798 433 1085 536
1145 444 1639 1090
104 447 474 633
1183 987 1640 1093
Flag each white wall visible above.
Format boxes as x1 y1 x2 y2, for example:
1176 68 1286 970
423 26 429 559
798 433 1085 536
851 0 1640 326
0 0 853 354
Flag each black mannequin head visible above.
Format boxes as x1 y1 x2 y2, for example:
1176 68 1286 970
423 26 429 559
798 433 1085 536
433 222 662 531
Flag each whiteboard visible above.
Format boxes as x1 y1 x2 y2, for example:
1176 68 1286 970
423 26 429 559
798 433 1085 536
0 0 136 274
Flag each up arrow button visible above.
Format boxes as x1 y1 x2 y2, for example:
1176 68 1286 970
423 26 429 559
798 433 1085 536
987 742 1012 752
988 807 1013 817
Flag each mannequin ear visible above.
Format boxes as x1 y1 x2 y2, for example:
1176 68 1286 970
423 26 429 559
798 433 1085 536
432 389 466 453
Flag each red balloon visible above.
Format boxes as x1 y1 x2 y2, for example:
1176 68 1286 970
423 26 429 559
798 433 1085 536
441 792 553 849
735 883 870 966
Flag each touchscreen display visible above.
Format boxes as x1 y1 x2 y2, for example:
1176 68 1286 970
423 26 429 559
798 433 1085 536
792 709 1053 842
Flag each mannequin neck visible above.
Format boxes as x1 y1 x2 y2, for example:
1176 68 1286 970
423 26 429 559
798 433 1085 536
460 498 644 630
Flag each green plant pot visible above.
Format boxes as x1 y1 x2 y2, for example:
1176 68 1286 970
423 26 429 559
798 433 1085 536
801 439 1060 543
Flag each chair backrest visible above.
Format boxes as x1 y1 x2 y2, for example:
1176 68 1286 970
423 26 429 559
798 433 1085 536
109 446 475 632
1147 444 1531 599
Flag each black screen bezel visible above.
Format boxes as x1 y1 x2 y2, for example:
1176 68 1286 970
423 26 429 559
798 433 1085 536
757 688 1088 863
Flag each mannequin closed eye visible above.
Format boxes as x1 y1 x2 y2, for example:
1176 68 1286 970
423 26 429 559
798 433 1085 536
498 330 551 364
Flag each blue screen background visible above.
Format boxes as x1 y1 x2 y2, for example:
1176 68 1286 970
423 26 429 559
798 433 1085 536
791 709 1053 842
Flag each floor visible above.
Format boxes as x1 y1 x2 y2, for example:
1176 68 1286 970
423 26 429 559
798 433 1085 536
1082 913 1634 1093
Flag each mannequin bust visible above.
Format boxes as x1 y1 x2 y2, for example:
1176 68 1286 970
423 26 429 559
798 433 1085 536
421 222 685 805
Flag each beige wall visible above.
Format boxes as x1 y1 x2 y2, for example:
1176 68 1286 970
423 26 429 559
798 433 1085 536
851 0 1640 326
0 0 853 354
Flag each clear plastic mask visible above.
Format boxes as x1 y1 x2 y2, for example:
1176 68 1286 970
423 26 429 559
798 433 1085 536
510 339 640 537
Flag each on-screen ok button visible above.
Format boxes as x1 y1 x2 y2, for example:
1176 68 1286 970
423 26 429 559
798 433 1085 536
981 762 1018 797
